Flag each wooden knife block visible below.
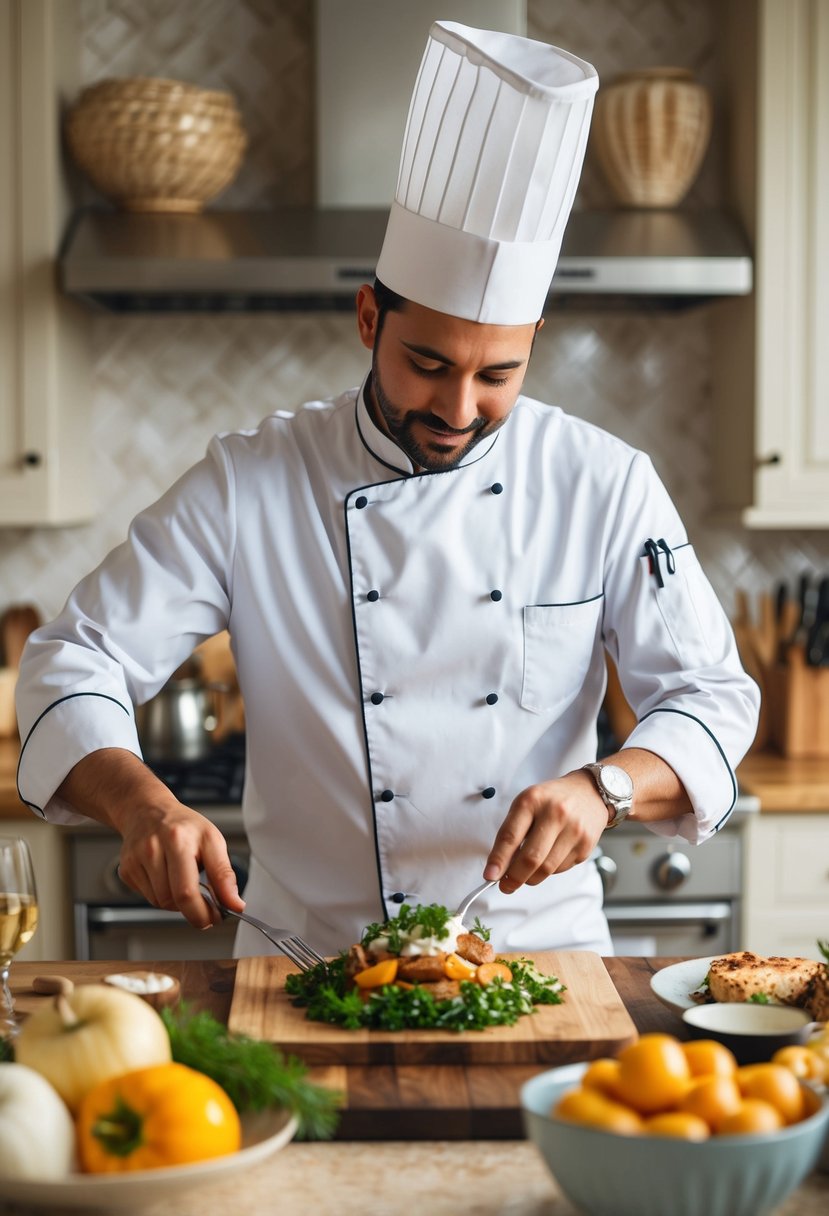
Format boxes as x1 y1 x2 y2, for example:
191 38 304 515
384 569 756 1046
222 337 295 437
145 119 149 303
768 649 829 757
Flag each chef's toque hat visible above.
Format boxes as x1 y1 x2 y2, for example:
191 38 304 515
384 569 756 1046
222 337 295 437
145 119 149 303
375 21 598 326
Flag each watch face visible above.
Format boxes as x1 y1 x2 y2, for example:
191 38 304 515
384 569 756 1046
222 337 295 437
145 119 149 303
600 765 633 799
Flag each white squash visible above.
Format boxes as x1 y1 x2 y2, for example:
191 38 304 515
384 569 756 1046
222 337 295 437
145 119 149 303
0 1063 76 1179
15 983 171 1112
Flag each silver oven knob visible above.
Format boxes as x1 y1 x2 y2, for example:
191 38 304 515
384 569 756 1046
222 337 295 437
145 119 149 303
593 849 618 895
653 850 691 891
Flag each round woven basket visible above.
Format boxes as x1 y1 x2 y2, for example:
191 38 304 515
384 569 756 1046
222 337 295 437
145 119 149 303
65 76 247 213
591 68 712 208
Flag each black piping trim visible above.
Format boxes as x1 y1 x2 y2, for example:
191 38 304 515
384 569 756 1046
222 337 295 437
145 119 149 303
637 706 737 829
16 692 133 805
530 592 604 608
343 491 389 922
353 396 500 480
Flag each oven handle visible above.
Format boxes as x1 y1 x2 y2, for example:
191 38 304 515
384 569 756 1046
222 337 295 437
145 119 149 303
604 902 733 923
86 907 188 927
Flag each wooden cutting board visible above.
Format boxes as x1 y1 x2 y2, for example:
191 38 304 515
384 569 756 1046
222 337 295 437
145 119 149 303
228 950 637 1066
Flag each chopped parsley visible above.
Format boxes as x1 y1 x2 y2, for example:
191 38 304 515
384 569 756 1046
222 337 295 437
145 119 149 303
285 953 565 1033
361 903 452 951
747 992 771 1004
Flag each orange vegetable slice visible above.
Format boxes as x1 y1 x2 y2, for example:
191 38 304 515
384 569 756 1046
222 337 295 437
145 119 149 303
353 958 399 989
476 962 513 986
444 953 478 982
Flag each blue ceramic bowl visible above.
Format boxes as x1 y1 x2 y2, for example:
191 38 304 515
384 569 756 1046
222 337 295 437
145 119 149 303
521 1062 828 1216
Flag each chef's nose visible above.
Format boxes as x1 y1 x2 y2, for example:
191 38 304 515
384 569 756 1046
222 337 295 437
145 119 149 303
432 378 478 431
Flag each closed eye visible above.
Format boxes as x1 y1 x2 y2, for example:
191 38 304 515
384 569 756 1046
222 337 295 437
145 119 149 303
408 358 445 378
408 359 511 388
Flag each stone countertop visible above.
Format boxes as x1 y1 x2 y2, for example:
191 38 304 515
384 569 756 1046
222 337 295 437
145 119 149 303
8 1138 814 1216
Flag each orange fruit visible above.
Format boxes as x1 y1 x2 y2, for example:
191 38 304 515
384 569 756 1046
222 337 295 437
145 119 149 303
616 1034 692 1114
644 1111 710 1141
553 1088 643 1135
678 1074 743 1132
719 1098 784 1136
582 1058 623 1100
681 1038 738 1079
772 1045 827 1084
736 1063 805 1125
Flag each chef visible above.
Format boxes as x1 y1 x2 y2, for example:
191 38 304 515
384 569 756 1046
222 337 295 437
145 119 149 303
15 22 758 957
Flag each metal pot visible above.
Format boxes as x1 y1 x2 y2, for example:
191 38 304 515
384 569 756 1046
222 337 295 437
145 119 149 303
136 676 219 763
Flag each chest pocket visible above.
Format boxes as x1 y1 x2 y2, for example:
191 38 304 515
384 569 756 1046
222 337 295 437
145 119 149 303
520 596 604 715
644 541 720 669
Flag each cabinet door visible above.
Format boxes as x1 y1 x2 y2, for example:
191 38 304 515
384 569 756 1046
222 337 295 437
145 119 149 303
742 814 829 957
713 0 829 527
0 0 91 526
747 0 829 525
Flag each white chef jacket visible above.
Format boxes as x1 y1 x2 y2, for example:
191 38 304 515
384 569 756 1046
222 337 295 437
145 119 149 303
16 382 759 956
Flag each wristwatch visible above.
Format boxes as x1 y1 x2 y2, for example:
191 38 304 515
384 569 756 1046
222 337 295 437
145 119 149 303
583 762 634 829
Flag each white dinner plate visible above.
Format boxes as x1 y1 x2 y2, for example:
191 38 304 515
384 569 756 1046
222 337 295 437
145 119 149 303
649 956 717 1014
0 1107 296 1212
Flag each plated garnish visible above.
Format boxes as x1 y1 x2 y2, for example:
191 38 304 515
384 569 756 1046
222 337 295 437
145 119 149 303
285 902 565 1032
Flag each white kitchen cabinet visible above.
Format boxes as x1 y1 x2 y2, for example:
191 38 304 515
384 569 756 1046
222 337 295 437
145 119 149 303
712 0 829 527
742 813 829 957
0 0 91 525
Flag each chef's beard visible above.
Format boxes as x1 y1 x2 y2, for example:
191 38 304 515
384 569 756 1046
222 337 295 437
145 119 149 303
369 354 500 472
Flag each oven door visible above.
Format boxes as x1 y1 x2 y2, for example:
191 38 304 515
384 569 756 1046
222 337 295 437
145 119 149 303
78 905 239 961
605 901 738 957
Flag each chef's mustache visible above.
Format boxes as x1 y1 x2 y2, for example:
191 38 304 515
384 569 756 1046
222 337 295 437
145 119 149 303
414 413 486 436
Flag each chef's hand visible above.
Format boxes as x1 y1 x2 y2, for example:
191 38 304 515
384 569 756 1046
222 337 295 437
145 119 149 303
56 746 245 928
116 800 246 929
483 769 608 893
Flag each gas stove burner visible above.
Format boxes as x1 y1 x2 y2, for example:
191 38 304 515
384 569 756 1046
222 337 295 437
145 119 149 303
147 732 245 805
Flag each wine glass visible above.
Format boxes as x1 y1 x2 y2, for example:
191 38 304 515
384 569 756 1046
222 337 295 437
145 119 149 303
0 836 38 1039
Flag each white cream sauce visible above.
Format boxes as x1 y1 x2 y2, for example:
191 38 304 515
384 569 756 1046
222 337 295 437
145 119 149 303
372 914 467 957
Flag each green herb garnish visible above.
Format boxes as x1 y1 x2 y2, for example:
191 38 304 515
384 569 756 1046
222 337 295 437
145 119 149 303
161 1003 341 1140
818 940 829 966
285 954 565 1033
361 902 453 951
472 916 491 942
748 992 771 1004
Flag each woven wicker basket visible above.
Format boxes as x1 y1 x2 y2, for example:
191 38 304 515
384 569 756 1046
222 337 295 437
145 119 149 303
65 76 247 212
591 68 712 208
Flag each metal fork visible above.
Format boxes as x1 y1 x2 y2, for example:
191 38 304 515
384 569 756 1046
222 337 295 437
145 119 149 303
198 882 328 972
454 879 498 922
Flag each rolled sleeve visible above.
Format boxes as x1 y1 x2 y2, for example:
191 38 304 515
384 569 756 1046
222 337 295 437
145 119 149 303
15 436 237 825
17 692 141 823
603 453 760 840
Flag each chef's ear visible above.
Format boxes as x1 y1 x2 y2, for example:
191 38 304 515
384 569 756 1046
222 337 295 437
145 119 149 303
356 284 380 351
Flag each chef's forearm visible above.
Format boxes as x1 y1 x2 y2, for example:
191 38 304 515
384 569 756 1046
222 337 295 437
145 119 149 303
599 747 693 823
55 747 179 834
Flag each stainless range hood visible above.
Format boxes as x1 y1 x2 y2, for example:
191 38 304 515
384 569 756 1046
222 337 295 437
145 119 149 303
60 206 752 313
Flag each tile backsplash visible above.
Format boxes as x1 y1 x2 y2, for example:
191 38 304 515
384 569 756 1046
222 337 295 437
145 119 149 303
1 0 828 624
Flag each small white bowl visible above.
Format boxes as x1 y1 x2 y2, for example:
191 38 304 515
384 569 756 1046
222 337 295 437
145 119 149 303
521 1062 829 1216
682 1003 818 1064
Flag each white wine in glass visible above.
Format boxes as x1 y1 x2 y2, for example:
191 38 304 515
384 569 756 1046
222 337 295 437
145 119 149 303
0 836 38 1039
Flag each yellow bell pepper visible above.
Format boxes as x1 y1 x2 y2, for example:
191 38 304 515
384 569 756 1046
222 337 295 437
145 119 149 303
353 958 399 989
444 953 478 982
76 1062 241 1173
